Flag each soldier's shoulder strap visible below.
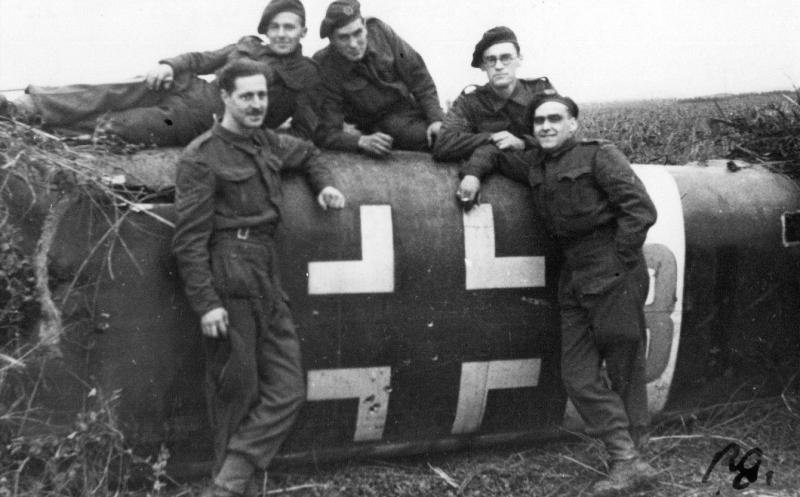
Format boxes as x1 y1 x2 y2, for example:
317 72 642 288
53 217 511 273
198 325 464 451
460 84 481 96
520 76 554 91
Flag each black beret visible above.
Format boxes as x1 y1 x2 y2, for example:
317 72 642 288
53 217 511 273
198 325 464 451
320 0 361 38
471 26 519 68
527 90 580 123
257 0 306 35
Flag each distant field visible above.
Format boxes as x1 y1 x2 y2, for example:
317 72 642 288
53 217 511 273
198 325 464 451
579 91 797 166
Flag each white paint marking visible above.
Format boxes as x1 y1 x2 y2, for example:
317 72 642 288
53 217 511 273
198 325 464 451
633 165 685 413
463 204 545 290
646 267 656 306
306 367 391 442
308 205 394 295
452 359 541 434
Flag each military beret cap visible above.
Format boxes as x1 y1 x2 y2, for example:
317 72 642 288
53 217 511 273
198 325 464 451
257 0 306 34
527 90 580 121
471 26 519 68
320 0 361 38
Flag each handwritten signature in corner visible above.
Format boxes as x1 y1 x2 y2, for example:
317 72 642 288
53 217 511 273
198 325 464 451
702 442 774 490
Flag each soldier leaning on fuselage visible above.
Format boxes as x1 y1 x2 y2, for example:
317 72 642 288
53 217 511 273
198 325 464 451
0 0 320 146
173 59 345 497
456 92 659 495
433 26 554 170
312 0 445 157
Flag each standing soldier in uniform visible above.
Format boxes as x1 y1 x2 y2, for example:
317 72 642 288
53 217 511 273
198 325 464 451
312 0 444 157
433 27 553 170
0 0 320 146
173 59 345 497
456 92 659 495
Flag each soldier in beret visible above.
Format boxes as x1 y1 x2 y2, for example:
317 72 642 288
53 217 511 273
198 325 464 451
458 93 659 495
437 27 554 183
312 0 444 157
0 0 320 146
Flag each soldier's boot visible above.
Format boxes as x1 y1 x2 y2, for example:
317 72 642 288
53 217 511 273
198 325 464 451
591 457 659 495
198 452 254 497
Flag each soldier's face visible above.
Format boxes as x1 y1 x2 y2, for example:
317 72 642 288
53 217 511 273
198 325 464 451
533 101 578 150
482 42 521 90
266 12 307 55
332 18 368 62
222 74 268 132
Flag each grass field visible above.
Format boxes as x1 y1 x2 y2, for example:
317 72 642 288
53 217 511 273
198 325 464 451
235 396 799 497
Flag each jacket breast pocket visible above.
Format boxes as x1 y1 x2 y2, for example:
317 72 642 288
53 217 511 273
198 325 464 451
553 166 603 217
216 167 258 216
342 78 385 115
373 55 398 83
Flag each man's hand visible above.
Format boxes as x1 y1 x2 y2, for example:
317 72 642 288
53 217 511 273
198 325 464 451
357 132 393 157
457 175 481 210
426 121 443 147
201 307 229 339
317 186 346 210
490 131 525 151
145 63 175 91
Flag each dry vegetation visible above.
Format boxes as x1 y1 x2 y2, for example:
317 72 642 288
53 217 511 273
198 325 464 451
260 396 800 497
1 89 800 496
581 91 800 172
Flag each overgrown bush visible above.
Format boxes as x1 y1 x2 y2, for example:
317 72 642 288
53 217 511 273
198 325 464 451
0 121 170 496
0 387 171 497
0 224 37 348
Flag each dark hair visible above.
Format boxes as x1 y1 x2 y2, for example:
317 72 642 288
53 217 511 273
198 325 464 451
525 93 580 126
217 59 267 93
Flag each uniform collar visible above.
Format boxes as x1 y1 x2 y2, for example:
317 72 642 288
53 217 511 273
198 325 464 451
331 43 378 75
212 121 268 155
481 79 531 111
264 43 305 59
543 136 579 159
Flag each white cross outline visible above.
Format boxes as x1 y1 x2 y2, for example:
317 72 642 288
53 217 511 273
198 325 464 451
307 205 394 295
463 204 546 290
306 367 391 442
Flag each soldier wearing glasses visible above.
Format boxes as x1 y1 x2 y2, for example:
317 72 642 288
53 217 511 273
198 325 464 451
456 92 659 495
433 27 553 170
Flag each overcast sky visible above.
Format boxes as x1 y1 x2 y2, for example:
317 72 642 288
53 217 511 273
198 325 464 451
1 0 799 103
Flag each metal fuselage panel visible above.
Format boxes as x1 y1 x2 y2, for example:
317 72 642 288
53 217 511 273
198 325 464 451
39 152 800 467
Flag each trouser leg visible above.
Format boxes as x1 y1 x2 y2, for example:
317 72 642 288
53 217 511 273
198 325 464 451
226 295 305 470
374 105 430 151
595 260 651 446
204 299 259 475
559 274 637 461
27 80 161 127
28 77 222 146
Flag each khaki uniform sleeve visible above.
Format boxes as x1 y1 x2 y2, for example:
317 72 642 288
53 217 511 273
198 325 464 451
458 146 535 185
274 134 334 193
377 20 444 123
172 153 223 316
160 43 238 76
433 94 493 161
314 72 362 152
594 144 657 253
